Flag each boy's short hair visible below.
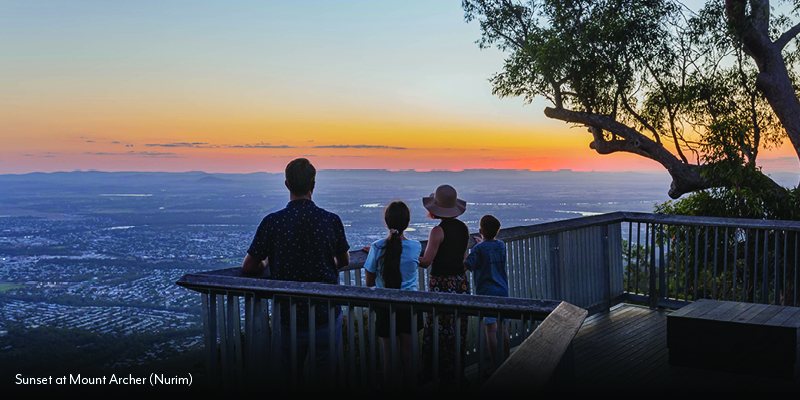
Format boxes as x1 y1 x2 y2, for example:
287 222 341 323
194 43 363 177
285 158 316 196
480 214 501 240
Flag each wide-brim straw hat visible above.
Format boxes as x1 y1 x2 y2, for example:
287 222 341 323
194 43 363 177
422 184 466 218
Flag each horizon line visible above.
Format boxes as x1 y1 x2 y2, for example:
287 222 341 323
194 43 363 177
0 168 682 176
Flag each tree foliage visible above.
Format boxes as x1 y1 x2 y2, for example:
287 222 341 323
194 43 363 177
463 0 800 207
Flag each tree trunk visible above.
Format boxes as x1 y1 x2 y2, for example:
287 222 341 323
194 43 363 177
727 0 800 163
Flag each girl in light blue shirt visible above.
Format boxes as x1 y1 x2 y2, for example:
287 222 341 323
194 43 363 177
364 200 422 387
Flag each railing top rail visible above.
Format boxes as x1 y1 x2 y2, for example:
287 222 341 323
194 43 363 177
620 211 800 231
495 211 628 239
301 211 799 272
341 211 628 271
177 268 559 320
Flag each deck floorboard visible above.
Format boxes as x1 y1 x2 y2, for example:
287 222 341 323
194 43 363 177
571 303 800 392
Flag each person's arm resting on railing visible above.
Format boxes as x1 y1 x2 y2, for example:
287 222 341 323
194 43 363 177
241 253 267 275
419 226 443 268
365 271 376 287
335 251 350 269
363 245 377 287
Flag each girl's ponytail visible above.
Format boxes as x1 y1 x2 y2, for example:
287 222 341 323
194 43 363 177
379 201 410 289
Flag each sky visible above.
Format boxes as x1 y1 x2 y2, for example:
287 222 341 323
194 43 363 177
2 0 798 175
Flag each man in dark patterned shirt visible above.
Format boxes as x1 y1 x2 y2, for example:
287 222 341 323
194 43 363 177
242 158 350 385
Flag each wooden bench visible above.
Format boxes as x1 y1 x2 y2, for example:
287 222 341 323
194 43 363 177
667 299 800 380
480 301 588 392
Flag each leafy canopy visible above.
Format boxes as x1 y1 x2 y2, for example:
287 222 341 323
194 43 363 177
464 0 800 216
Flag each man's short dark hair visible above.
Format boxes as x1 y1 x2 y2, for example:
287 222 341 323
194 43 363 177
285 158 316 196
480 214 501 240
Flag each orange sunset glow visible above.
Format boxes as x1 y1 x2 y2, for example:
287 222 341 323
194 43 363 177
2 1 797 175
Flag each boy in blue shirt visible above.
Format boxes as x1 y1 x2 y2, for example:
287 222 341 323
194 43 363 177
464 214 510 373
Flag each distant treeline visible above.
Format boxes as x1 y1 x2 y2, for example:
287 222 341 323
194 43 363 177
0 256 229 272
0 292 201 314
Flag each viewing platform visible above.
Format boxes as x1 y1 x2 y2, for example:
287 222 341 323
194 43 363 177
177 211 800 391
574 303 800 391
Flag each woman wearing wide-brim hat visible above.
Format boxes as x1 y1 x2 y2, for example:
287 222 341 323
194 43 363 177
418 184 470 384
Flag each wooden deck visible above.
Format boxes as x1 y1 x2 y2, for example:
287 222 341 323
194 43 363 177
571 303 800 392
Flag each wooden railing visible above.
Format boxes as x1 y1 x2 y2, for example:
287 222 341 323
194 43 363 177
176 269 568 390
177 211 800 390
618 212 800 309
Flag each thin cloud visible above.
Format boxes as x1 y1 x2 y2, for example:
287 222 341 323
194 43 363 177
85 151 179 158
761 157 799 163
758 157 800 169
137 151 179 157
139 141 304 149
313 144 406 150
482 157 554 162
31 151 59 158
228 144 295 149
145 142 211 148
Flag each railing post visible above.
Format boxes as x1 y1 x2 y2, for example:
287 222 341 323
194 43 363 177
259 296 271 387
649 225 658 309
288 297 297 387
230 295 243 386
478 310 486 385
270 296 282 389
201 292 217 388
658 225 667 303
244 293 255 386
308 300 316 387
218 294 230 386
762 230 769 304
410 304 419 389
368 305 377 390
600 224 611 312
455 309 462 390
432 306 439 390
548 233 562 301
348 301 356 388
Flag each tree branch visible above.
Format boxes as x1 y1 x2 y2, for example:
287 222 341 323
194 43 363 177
639 55 689 163
775 22 800 50
543 107 708 198
618 90 661 142
543 106 790 200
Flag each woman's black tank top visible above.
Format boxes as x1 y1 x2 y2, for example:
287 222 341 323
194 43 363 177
431 218 469 276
